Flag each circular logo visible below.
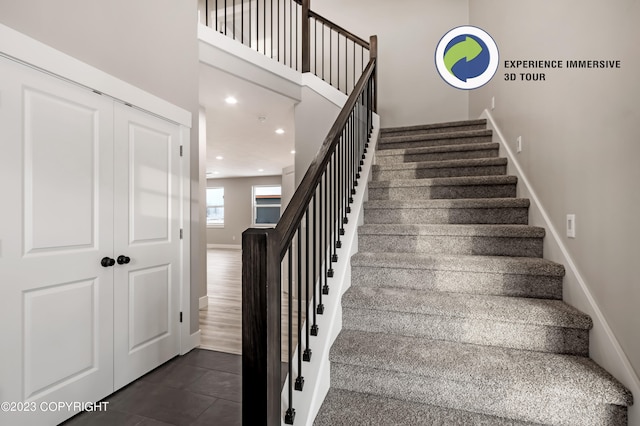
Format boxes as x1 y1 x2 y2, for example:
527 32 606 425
435 26 499 90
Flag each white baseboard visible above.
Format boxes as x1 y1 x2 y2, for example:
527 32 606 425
199 295 208 310
481 109 639 423
207 243 241 250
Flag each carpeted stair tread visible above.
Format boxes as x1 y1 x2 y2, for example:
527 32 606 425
342 286 592 330
375 141 499 158
373 157 507 171
364 197 529 210
380 119 488 136
314 388 538 426
380 129 492 145
351 252 564 276
363 197 530 225
330 330 633 407
359 223 545 238
369 174 517 189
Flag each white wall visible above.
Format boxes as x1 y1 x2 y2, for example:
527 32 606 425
294 86 342 186
206 175 283 245
469 1 640 420
0 0 204 334
311 0 469 128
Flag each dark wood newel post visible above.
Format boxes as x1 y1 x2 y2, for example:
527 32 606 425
242 228 282 426
302 0 311 73
370 35 378 112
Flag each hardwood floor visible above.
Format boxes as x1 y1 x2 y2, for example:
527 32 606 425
200 249 243 354
200 249 299 358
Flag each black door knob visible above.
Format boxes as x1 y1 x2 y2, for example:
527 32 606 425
101 257 115 267
117 255 131 265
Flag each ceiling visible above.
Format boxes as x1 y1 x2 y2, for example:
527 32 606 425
199 63 296 179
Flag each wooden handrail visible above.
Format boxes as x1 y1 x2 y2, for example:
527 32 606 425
276 54 376 259
307 10 370 48
292 0 370 48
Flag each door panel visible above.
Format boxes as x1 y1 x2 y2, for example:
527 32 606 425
114 103 181 390
129 122 171 244
23 88 97 253
24 279 98 399
129 265 171 351
0 57 114 426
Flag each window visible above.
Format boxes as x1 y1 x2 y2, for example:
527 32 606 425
206 187 224 227
253 185 282 226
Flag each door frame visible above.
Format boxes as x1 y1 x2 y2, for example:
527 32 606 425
0 23 197 356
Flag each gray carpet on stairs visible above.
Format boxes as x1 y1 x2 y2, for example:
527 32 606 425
313 119 633 425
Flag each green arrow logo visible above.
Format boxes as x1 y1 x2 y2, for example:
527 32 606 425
443 36 483 76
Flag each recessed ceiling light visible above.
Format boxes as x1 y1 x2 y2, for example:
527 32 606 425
290 150 296 154
213 171 220 175
225 96 238 105
215 156 223 160
258 168 264 172
275 128 285 135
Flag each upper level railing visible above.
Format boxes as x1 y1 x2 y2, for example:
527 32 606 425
200 0 371 95
241 39 377 425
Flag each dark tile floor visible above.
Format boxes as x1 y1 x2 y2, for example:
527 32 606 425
62 349 242 426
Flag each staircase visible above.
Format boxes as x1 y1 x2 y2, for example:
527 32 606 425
314 119 633 425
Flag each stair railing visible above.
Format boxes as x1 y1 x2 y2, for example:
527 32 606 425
242 38 377 425
201 0 371 94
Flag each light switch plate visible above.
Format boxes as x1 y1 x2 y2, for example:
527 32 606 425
566 214 576 238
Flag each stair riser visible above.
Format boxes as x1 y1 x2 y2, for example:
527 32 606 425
379 136 493 150
373 164 507 180
375 148 498 165
358 234 543 257
330 363 628 426
342 309 589 355
351 267 563 299
364 207 528 225
381 124 487 137
368 184 517 200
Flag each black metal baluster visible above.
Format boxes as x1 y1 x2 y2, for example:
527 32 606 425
322 23 325 81
343 130 349 222
329 30 332 87
215 0 218 31
337 33 340 92
314 19 317 75
224 0 227 35
285 246 295 424
263 0 266 55
311 193 319 333
289 0 293 69
303 208 311 361
249 0 252 48
336 138 343 246
329 152 337 271
351 113 357 199
318 175 326 312
256 0 259 52
353 41 356 92
232 0 235 39
358 92 363 178
277 0 280 61
241 0 244 44
271 0 273 58
295 0 298 71
344 36 347 94
295 226 304 391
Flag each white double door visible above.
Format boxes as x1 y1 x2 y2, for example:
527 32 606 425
0 56 182 425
